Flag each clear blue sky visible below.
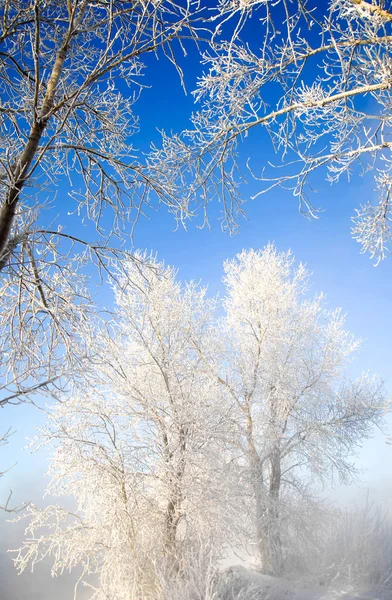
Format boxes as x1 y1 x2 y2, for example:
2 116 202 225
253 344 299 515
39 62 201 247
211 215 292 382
1 14 392 599
2 5 392 517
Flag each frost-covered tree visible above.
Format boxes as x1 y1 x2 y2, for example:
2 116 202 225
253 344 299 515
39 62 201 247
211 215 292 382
11 247 389 593
0 0 204 268
150 0 392 263
218 245 387 575
12 254 231 599
0 0 210 413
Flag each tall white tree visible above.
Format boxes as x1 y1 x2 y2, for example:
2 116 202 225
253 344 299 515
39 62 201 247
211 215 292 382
218 245 387 575
12 254 231 599
150 0 392 263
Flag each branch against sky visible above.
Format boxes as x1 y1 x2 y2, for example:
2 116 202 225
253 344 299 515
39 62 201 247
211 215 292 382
0 0 206 262
0 426 12 479
149 0 392 264
0 0 212 410
4 0 391 414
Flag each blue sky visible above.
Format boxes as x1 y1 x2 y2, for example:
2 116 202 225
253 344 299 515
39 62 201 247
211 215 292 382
1 19 392 600
3 156 391 507
2 3 392 519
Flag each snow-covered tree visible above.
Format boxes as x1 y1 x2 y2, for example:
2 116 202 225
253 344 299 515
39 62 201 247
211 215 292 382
0 0 204 271
0 0 210 414
12 254 231 599
150 0 392 263
218 245 387 575
11 247 389 593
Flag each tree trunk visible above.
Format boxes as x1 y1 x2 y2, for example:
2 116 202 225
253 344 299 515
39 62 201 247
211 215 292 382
245 397 283 574
266 446 283 576
245 407 266 570
163 426 187 571
253 448 283 576
0 29 72 265
251 456 266 568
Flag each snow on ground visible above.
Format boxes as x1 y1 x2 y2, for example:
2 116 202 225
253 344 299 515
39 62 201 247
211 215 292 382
226 566 388 600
